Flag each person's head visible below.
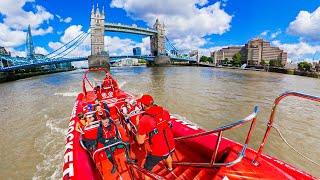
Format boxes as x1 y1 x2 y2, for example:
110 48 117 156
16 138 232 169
94 86 100 93
96 105 102 113
102 118 110 125
95 98 100 105
77 112 84 120
86 114 94 122
138 94 154 110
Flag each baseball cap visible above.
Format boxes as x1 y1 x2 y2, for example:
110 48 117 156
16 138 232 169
138 94 154 106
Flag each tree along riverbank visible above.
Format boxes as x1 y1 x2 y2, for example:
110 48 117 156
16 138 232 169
197 62 320 79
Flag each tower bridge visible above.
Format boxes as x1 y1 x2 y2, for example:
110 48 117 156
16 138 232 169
89 4 169 68
0 3 197 72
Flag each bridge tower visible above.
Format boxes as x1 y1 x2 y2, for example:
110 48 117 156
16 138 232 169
88 4 110 69
26 25 35 61
150 19 170 65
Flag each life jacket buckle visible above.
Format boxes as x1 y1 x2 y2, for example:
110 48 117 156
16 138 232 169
169 122 173 128
153 128 159 135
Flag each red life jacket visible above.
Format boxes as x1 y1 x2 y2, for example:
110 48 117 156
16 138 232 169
143 105 175 155
101 123 117 139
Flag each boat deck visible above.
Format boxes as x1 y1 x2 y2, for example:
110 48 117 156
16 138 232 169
69 69 317 180
89 123 304 180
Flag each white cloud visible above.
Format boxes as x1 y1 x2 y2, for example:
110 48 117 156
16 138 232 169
0 1 54 30
32 26 53 36
260 30 269 37
56 15 72 23
272 40 320 62
0 24 26 47
260 29 281 39
64 17 72 23
106 36 150 56
287 6 320 41
172 35 206 51
7 44 49 58
48 42 63 51
0 0 54 49
60 25 84 43
35 46 48 55
8 48 25 57
270 29 281 39
110 0 232 50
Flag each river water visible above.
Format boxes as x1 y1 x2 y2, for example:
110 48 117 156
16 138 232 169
0 66 319 179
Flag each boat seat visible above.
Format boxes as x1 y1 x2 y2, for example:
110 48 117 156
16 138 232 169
83 123 130 161
83 121 100 140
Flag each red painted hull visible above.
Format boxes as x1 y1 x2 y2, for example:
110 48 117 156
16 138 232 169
62 71 317 180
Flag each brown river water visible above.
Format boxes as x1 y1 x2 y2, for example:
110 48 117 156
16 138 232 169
0 66 319 179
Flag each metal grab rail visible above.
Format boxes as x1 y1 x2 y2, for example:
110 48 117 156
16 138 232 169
253 91 320 165
92 141 128 160
173 106 259 168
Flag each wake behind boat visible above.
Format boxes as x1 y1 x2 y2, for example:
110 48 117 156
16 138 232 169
63 68 319 179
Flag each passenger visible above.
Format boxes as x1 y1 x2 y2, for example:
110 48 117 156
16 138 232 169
76 112 86 134
121 99 131 115
103 74 119 91
122 99 141 131
97 118 118 173
97 118 136 173
86 113 95 124
94 98 100 108
94 86 102 100
102 75 112 89
95 105 107 121
122 99 140 115
136 95 175 178
121 99 132 131
130 99 141 112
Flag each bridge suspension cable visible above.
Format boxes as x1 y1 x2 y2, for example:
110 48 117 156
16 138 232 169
165 36 179 53
48 32 89 59
46 30 90 59
52 32 90 59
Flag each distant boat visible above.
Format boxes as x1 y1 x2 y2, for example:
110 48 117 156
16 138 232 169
241 63 247 69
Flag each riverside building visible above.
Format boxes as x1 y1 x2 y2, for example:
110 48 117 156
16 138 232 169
0 47 12 68
211 38 287 66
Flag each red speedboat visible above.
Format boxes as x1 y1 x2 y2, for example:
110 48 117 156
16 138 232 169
63 68 319 180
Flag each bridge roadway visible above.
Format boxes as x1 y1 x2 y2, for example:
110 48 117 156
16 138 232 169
0 55 155 72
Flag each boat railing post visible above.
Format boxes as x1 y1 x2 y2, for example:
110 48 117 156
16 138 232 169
253 94 286 166
253 91 320 166
245 116 257 145
210 131 222 165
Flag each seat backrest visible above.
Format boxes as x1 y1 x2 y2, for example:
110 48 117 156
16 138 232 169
83 121 100 140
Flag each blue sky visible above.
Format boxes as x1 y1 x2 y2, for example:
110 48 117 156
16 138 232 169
0 0 320 62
